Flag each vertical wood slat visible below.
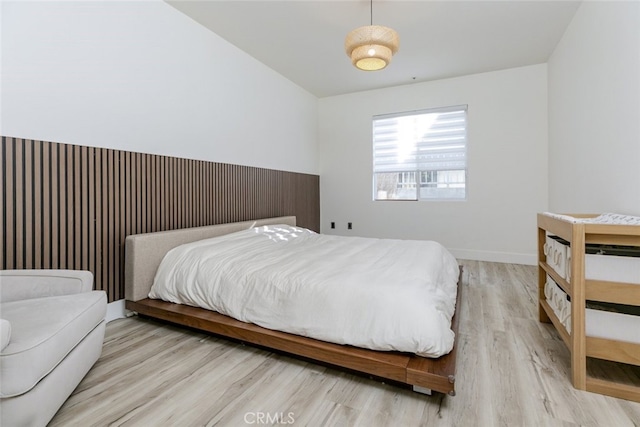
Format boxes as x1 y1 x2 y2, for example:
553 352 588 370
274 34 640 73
59 143 67 269
2 138 13 268
51 145 59 269
124 151 131 250
75 146 82 270
100 149 111 300
88 147 95 277
1 137 319 302
24 140 33 268
109 149 116 301
119 151 126 291
33 141 42 267
96 148 104 294
14 140 24 269
135 152 141 235
79 146 87 270
42 142 50 268
67 143 75 268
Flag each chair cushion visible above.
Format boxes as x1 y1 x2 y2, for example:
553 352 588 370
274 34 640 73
0 319 11 351
0 291 106 398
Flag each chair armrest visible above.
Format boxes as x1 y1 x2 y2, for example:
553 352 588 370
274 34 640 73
0 270 94 303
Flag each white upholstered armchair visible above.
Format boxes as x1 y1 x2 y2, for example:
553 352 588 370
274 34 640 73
0 270 107 426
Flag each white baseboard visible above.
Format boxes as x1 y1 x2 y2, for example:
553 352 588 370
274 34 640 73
449 248 537 266
106 299 128 323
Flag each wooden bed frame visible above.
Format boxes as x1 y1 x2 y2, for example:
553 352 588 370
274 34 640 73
124 216 462 396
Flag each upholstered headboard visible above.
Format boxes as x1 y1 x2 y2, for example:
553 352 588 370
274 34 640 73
124 216 296 302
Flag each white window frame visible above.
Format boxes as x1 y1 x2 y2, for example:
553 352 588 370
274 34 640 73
372 105 468 201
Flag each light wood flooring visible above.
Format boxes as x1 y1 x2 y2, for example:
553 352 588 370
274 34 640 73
51 261 640 426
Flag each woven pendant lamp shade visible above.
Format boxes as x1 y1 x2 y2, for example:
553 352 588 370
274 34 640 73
345 25 399 71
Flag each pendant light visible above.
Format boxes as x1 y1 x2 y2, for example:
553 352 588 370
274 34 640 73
345 0 399 71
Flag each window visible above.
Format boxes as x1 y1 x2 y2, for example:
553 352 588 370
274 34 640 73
373 105 467 200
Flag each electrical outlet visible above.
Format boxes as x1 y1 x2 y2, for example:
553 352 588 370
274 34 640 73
331 222 335 229
348 222 352 230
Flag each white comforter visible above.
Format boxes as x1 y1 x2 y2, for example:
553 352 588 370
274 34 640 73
149 225 460 358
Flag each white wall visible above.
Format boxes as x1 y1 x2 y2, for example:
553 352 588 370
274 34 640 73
318 65 548 264
548 1 640 215
10 0 637 265
1 0 318 175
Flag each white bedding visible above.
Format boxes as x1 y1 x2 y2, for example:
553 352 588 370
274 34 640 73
149 225 460 358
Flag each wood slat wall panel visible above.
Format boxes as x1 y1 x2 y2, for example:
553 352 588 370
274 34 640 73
1 137 320 302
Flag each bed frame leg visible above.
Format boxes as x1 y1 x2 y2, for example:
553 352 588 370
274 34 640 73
412 385 432 395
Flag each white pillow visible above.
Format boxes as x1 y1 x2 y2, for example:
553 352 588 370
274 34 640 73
0 319 11 351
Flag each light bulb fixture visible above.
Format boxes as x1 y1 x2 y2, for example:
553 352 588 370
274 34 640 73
345 0 399 71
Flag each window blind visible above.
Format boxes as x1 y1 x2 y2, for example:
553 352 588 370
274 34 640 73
373 105 467 173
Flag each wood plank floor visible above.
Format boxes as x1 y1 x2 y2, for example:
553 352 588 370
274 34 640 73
50 261 640 426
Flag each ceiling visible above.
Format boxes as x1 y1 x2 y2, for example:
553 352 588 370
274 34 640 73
166 1 581 98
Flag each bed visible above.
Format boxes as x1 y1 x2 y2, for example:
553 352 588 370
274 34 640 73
125 216 462 396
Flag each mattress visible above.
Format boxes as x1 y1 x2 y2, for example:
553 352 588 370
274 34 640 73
149 224 460 358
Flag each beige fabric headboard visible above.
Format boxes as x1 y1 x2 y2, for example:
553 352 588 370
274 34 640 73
125 216 296 302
